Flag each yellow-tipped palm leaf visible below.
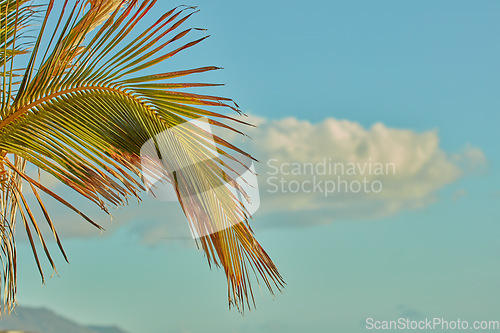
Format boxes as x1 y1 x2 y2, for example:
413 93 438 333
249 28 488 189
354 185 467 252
0 0 284 313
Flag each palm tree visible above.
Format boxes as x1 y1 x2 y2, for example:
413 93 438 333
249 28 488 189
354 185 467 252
0 0 284 314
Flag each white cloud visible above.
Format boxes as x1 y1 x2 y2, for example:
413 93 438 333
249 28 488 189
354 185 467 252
452 144 488 174
231 115 486 226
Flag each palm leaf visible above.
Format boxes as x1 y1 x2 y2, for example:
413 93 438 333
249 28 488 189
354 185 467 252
0 0 283 313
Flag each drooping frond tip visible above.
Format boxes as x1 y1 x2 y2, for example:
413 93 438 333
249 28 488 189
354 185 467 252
0 214 16 315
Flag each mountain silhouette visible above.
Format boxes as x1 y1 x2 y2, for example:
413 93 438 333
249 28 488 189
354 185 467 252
0 306 129 333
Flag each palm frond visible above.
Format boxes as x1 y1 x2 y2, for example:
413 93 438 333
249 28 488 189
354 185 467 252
0 0 283 313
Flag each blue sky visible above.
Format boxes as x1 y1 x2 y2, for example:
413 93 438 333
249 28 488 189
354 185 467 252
9 1 500 333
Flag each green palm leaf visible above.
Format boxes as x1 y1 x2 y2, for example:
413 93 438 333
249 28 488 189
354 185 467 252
0 0 284 313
